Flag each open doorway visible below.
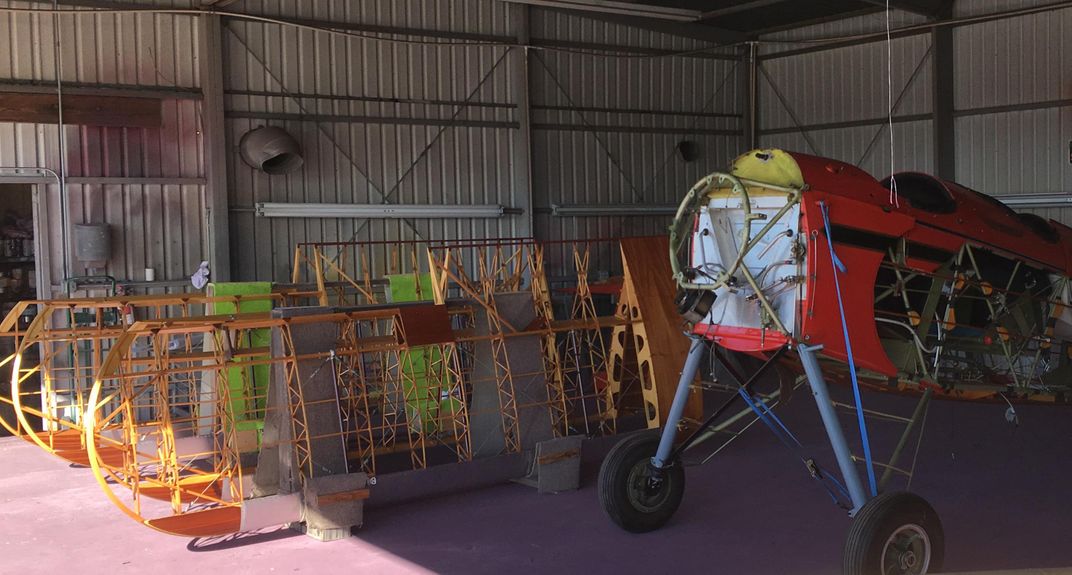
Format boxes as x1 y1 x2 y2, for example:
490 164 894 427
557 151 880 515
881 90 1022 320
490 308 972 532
0 183 38 436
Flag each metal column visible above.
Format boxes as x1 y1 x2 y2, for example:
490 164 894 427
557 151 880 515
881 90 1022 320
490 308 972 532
510 4 535 240
199 14 232 282
932 5 956 181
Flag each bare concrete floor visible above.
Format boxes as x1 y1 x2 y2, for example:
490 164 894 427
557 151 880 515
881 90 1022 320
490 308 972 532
3 389 1072 574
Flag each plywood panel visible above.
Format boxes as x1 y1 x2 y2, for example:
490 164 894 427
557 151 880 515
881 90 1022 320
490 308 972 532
620 236 702 428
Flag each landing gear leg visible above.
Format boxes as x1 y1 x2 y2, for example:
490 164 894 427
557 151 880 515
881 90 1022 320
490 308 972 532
598 337 705 532
799 345 944 574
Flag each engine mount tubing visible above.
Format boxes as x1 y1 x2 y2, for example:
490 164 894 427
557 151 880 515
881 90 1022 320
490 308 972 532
668 171 800 293
798 343 869 514
652 337 707 469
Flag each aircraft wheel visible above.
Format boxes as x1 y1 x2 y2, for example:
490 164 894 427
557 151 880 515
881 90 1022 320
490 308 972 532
598 432 685 533
843 491 944 575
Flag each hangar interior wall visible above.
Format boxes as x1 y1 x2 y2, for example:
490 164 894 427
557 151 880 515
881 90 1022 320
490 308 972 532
528 10 741 255
224 1 520 281
758 1 1072 224
0 0 743 285
0 2 204 296
224 2 743 281
0 0 1068 288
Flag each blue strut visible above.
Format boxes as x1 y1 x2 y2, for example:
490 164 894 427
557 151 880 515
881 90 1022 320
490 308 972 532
652 337 706 469
819 201 879 498
799 344 870 514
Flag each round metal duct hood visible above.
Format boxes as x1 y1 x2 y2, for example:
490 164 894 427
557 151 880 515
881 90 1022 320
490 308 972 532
239 126 304 175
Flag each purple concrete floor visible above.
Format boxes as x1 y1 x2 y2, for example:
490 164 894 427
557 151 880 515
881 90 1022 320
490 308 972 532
3 389 1072 574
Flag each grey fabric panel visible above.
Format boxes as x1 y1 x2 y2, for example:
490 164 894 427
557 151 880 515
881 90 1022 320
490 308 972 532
251 327 283 495
469 292 553 457
265 307 349 493
264 324 295 493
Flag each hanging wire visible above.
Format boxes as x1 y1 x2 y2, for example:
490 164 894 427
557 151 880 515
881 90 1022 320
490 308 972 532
885 0 900 208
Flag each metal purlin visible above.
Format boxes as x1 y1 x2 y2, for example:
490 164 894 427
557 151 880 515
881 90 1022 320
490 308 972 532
818 201 878 498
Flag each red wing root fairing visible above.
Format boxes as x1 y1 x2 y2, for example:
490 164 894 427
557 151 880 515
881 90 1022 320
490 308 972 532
671 148 1072 403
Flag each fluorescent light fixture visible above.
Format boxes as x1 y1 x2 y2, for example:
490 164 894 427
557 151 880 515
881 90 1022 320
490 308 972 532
500 0 700 22
993 194 1072 208
551 204 678 217
256 202 506 219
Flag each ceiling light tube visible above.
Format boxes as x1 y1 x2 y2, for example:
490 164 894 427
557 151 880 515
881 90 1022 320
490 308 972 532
551 204 678 217
256 202 506 219
993 194 1072 208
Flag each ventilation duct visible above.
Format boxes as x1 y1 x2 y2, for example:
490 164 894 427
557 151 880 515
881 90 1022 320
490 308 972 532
239 126 304 175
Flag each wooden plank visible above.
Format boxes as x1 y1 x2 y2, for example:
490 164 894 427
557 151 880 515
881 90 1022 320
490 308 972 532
397 304 455 346
537 448 580 466
620 236 703 428
146 507 242 537
317 488 371 504
0 93 162 128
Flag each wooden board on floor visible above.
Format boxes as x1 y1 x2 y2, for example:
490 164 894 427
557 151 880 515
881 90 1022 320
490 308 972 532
620 236 703 428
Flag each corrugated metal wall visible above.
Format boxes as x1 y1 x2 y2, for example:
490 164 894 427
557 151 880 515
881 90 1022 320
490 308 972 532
530 9 741 256
0 2 204 296
0 0 746 287
223 2 519 281
758 1 1072 225
953 0 1072 216
6 0 1067 289
222 4 743 281
237 0 513 35
758 11 935 178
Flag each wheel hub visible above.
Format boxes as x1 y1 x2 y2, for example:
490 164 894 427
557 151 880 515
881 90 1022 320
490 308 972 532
625 460 670 512
900 550 916 570
882 523 931 575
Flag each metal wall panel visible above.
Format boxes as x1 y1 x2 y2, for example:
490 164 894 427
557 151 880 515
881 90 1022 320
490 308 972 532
529 8 742 248
0 3 200 87
236 0 512 36
222 5 744 280
759 119 934 177
950 3 1072 226
760 9 927 43
530 6 727 52
222 13 521 281
756 0 1072 230
0 100 203 178
0 4 205 296
759 34 933 132
955 107 1072 196
756 29 934 188
59 182 205 281
953 5 1072 109
953 0 1049 18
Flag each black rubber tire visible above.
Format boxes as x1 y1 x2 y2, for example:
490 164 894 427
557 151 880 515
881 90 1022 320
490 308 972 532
843 491 945 575
598 432 685 533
